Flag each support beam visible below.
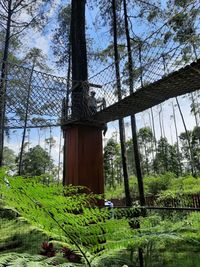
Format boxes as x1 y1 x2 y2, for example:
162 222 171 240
63 124 104 195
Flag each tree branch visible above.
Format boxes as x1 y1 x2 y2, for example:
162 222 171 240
12 0 37 14
9 15 37 38
11 0 25 12
135 0 161 10
0 22 6 30
10 19 30 27
128 16 141 41
0 0 9 13
0 12 8 20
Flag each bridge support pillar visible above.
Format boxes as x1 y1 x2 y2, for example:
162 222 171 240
62 124 104 196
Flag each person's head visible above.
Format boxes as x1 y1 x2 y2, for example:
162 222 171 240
91 91 96 97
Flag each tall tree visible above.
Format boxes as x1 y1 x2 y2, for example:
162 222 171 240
176 97 196 176
123 0 145 207
171 102 182 176
3 146 16 167
45 130 56 170
138 127 154 175
52 4 71 70
18 48 50 175
191 126 200 174
19 145 53 176
153 137 170 173
104 138 121 188
112 0 131 206
71 0 88 118
0 0 52 166
52 4 72 125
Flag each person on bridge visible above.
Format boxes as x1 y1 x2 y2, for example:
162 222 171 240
88 91 98 114
87 91 108 135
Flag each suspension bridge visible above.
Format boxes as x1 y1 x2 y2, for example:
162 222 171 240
3 3 200 130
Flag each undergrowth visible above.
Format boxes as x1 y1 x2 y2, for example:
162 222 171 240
105 173 200 199
0 169 200 266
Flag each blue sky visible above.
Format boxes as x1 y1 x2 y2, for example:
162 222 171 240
4 0 200 172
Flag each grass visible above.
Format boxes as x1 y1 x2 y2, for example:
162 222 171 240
105 173 200 200
0 206 47 255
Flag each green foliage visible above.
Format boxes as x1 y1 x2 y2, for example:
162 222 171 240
104 138 122 188
1 169 200 266
169 175 200 194
106 172 200 201
153 138 181 175
0 216 47 255
52 4 71 69
105 173 174 199
23 48 51 72
18 145 53 176
0 252 82 267
105 182 125 199
157 175 200 206
2 147 16 168
0 172 110 265
144 173 174 196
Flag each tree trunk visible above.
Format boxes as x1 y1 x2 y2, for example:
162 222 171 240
71 0 88 119
150 108 157 149
176 97 196 177
18 62 35 175
190 92 199 127
123 0 145 207
160 104 166 139
143 141 149 175
57 130 62 182
158 107 163 139
0 1 12 166
66 9 72 119
63 33 71 184
172 102 182 176
148 111 155 172
49 127 52 174
112 0 131 206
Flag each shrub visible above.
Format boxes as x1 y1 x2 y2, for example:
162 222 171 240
144 172 174 195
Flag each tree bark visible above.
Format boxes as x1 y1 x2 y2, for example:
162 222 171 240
123 0 145 207
18 62 35 175
112 0 131 206
176 97 196 177
172 102 182 176
71 0 88 119
0 0 12 166
190 92 199 127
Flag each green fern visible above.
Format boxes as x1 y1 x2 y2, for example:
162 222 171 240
1 170 200 267
0 252 86 267
0 253 46 267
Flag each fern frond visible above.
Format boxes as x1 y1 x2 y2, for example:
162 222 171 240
0 253 46 267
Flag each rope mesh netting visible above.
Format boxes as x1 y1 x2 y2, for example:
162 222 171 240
3 62 68 129
88 1 200 115
2 1 200 129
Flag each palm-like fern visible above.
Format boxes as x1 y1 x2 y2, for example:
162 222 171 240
0 253 83 267
1 169 200 267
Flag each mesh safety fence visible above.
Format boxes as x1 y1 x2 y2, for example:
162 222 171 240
2 62 68 129
88 1 200 111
